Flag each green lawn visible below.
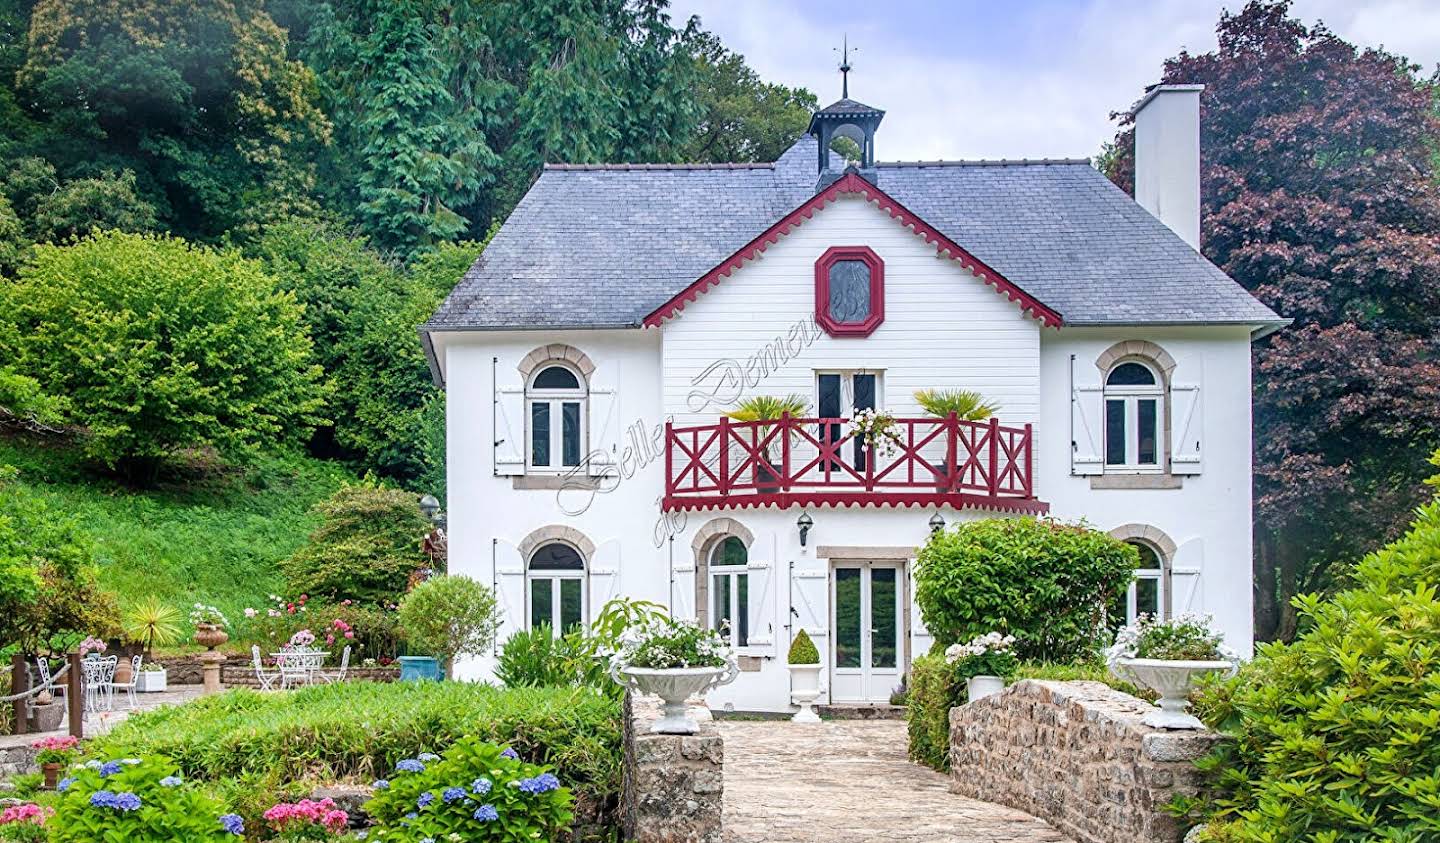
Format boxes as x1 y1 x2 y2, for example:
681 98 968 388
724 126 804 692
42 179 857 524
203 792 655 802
0 434 354 621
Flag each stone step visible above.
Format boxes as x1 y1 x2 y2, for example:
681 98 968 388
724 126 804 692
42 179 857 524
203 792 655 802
816 703 907 720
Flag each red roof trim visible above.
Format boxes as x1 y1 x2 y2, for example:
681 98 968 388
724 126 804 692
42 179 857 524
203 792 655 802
642 171 1063 328
661 491 1050 515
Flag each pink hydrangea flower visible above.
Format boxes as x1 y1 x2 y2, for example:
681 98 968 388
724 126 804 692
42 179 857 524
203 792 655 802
0 803 53 826
263 798 348 834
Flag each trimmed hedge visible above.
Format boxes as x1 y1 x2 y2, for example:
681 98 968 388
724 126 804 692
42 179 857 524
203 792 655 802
906 652 961 771
88 681 622 810
915 517 1137 662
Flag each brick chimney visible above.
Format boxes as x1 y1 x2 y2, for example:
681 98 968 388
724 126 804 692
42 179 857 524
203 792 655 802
1133 84 1204 251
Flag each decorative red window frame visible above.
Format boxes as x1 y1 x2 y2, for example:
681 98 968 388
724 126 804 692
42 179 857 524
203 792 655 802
814 245 884 337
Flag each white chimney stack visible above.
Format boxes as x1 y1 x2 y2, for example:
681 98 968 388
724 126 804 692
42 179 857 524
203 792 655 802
1133 84 1204 251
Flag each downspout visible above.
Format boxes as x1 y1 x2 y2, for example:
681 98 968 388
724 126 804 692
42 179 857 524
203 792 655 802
666 533 675 615
491 356 499 478
491 537 500 657
1068 353 1076 476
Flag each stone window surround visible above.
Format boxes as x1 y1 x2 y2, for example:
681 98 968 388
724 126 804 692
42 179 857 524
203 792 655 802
691 517 754 634
1107 523 1177 619
519 525 595 634
517 343 597 382
1092 340 1183 491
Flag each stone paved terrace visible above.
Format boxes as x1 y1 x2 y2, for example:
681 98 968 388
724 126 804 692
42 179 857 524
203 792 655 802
720 718 1073 843
1 685 205 776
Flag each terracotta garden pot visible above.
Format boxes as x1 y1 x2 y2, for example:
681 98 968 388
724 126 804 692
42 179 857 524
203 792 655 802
194 624 229 650
41 762 62 790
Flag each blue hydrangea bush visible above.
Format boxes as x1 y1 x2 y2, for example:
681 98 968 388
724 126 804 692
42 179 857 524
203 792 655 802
47 755 243 841
364 738 572 842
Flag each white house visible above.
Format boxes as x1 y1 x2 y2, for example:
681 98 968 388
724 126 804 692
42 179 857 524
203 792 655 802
421 84 1285 712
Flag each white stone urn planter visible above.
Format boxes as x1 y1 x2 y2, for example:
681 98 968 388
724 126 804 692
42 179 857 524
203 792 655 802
1112 658 1233 729
611 661 739 734
787 663 822 723
135 667 168 693
965 674 1005 703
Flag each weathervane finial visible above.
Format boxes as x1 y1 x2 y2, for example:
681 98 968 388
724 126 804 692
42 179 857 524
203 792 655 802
835 36 855 99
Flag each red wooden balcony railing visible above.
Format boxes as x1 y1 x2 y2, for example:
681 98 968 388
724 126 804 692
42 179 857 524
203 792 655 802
662 413 1046 513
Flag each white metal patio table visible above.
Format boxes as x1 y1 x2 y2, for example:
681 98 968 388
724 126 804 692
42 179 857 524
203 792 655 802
271 650 329 689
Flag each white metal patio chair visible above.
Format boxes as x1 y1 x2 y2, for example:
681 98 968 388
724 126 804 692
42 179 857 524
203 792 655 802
251 646 280 691
82 655 118 713
35 657 65 701
105 655 143 709
319 645 351 684
277 647 325 689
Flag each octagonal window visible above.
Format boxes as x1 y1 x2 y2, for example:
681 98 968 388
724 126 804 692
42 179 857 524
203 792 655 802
815 246 884 336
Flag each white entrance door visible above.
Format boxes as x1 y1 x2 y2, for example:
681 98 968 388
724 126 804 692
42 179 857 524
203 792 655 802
829 561 903 703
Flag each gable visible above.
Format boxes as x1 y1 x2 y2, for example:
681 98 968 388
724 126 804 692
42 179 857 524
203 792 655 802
642 171 1063 330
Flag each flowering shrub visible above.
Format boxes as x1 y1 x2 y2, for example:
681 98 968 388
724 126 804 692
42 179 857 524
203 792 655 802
364 737 573 841
1106 613 1237 664
31 734 79 765
0 803 52 843
47 755 241 841
613 617 729 670
943 631 1019 678
189 603 228 628
845 407 900 457
77 636 106 656
238 594 402 661
263 798 348 840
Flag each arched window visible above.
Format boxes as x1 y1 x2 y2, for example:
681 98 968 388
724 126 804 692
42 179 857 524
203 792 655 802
709 536 749 647
528 542 586 636
1104 361 1163 470
1112 540 1167 625
527 363 586 471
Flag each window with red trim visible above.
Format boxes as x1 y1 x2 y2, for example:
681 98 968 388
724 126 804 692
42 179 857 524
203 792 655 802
815 246 884 337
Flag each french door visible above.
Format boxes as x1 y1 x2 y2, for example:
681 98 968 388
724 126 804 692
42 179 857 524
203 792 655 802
830 561 903 703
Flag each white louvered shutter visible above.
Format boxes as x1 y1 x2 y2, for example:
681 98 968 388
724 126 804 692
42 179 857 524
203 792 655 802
494 386 526 476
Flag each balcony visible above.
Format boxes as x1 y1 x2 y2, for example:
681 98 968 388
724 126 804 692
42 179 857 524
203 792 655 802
663 414 1046 513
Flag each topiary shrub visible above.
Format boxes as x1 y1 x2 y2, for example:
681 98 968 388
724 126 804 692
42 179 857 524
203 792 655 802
399 575 501 676
787 629 819 665
914 517 1137 662
905 652 961 771
1185 482 1440 842
281 483 432 604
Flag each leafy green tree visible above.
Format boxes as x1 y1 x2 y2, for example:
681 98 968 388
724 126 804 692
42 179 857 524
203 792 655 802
0 193 24 271
399 574 501 675
15 0 329 241
30 169 158 243
0 231 326 480
680 32 816 164
281 483 432 604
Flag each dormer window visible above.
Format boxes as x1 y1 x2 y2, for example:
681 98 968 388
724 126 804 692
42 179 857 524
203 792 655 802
815 246 884 337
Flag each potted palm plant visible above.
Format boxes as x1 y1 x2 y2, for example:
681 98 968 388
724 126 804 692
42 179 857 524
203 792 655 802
123 597 182 692
1106 613 1238 729
913 389 997 491
609 616 738 734
724 394 808 493
786 629 823 724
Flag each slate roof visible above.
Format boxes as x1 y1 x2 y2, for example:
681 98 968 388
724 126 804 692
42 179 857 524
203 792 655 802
423 135 1281 335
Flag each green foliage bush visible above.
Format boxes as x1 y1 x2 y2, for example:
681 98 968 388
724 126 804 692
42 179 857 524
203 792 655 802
365 737 573 842
0 231 326 479
398 575 501 672
906 652 960 771
281 483 432 604
88 681 623 811
47 755 239 842
787 629 820 665
914 517 1137 661
0 465 119 654
1187 491 1440 842
495 625 588 689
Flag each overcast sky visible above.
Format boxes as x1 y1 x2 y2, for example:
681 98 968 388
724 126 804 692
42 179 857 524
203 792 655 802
668 0 1440 161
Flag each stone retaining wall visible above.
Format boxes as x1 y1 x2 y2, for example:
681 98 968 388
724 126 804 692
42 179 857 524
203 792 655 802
622 695 723 843
154 655 398 687
949 679 1224 843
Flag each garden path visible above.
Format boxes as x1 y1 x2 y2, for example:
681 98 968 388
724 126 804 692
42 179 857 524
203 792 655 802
719 718 1072 843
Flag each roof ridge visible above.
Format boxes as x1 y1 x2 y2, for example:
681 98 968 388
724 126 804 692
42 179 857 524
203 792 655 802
876 158 1091 167
544 162 776 172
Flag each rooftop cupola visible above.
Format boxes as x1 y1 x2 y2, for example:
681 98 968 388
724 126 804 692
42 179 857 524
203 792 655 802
808 39 884 189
